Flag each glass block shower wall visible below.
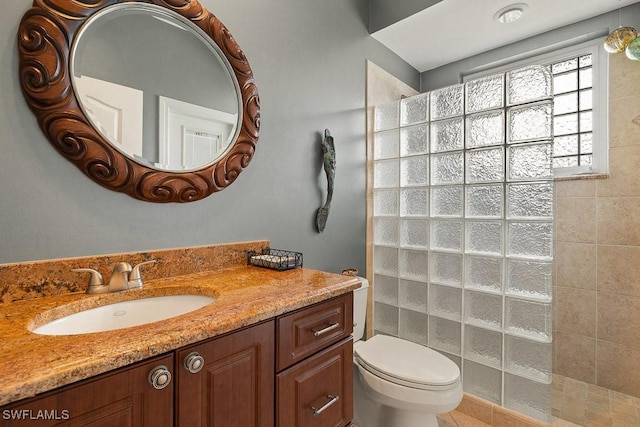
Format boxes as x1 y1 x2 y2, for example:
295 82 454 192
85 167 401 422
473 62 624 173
372 66 554 422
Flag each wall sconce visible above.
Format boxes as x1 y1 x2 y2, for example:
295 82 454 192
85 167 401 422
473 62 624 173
604 0 640 60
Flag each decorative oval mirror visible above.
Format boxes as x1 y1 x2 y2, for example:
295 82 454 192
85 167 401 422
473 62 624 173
18 0 260 203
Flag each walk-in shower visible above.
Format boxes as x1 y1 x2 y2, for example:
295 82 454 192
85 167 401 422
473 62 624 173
371 65 554 422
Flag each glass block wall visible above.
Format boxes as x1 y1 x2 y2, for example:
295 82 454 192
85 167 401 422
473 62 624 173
371 66 554 422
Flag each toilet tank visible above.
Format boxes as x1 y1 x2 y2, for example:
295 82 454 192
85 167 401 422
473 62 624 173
353 277 369 342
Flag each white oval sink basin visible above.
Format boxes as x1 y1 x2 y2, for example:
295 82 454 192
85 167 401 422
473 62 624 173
31 295 215 336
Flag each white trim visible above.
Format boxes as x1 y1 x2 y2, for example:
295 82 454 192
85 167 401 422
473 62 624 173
461 32 608 80
463 37 609 177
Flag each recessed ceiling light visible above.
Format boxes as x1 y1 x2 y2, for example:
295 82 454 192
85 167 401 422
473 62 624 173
494 3 529 24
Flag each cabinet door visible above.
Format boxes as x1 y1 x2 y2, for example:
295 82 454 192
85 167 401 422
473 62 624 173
176 320 275 427
1 354 174 427
277 338 353 427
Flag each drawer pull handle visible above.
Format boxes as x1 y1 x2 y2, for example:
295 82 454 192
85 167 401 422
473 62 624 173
312 395 339 416
313 322 339 337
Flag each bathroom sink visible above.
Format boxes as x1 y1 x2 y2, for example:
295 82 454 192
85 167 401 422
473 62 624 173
31 294 215 335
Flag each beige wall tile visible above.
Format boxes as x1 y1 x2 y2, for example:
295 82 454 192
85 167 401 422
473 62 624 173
585 403 613 426
608 95 640 148
609 54 640 101
612 411 640 426
554 242 596 290
596 197 640 245
597 245 640 297
558 393 586 425
552 373 566 390
366 60 419 106
552 284 558 327
586 383 611 407
610 390 637 406
610 399 639 425
555 287 597 337
555 197 597 243
554 332 596 384
596 341 640 398
555 179 597 198
597 292 640 349
597 146 640 197
548 41 640 403
551 329 557 370
563 377 588 398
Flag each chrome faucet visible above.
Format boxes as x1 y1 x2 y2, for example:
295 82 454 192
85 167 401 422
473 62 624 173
72 260 157 294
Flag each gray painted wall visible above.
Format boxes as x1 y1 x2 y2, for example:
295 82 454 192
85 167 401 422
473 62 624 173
0 0 419 272
369 0 442 33
421 3 640 91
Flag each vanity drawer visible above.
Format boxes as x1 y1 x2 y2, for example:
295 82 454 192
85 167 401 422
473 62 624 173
276 292 353 371
276 338 353 427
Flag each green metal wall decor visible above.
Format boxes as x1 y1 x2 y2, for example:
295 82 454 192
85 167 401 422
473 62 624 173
316 129 335 233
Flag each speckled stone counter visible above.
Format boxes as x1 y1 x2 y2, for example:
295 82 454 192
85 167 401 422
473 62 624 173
0 241 271 303
0 263 360 406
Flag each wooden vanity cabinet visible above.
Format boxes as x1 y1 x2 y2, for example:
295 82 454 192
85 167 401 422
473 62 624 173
1 354 174 427
276 292 353 427
1 323 274 427
1 292 354 427
175 320 275 427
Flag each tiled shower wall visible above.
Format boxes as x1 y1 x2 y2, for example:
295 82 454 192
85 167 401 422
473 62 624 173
553 53 640 398
372 67 555 421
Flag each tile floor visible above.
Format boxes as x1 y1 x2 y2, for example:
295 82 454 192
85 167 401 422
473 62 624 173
436 375 640 427
552 374 640 426
438 411 491 427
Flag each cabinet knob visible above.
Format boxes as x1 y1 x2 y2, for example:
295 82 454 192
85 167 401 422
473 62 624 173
148 365 172 389
184 351 205 374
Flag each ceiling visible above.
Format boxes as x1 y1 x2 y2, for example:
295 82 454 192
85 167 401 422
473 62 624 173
371 0 640 72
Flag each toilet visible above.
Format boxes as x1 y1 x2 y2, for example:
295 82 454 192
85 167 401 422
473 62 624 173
353 278 463 427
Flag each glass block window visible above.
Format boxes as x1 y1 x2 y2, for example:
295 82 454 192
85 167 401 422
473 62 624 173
549 54 593 169
463 38 608 177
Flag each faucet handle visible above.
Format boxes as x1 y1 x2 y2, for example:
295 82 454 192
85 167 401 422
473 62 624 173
129 260 157 288
71 268 105 293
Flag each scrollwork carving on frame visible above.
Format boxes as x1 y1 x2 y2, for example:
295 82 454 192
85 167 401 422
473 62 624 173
17 0 260 203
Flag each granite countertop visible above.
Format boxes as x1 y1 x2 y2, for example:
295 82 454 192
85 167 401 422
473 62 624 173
0 266 360 406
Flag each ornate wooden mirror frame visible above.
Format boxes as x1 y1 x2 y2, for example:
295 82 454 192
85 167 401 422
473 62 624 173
18 0 260 203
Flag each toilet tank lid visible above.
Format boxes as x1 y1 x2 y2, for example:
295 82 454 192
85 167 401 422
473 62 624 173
356 276 369 289
355 335 460 387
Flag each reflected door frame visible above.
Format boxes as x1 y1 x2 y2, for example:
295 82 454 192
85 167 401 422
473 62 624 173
158 96 237 170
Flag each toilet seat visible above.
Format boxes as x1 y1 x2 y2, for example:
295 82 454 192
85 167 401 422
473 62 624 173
355 335 460 391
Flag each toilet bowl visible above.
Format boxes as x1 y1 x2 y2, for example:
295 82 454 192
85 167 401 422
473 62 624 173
352 278 463 427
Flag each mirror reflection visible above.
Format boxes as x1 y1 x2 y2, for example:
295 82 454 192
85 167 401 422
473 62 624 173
71 4 241 171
